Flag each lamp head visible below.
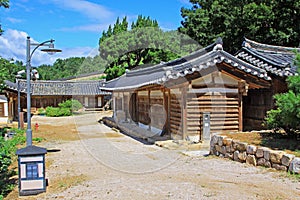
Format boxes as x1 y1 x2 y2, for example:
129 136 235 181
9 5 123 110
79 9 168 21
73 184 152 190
41 40 62 55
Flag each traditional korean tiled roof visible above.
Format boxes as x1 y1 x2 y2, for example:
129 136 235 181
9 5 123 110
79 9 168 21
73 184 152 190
102 38 271 91
236 38 299 77
4 80 111 96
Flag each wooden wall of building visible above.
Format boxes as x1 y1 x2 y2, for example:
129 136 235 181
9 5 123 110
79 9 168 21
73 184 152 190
186 93 239 136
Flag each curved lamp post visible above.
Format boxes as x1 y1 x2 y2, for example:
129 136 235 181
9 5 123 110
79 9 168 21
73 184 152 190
26 36 61 146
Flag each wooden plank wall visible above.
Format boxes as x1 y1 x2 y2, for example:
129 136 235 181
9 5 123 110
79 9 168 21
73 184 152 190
169 93 182 138
243 88 273 130
186 93 239 136
150 95 165 130
137 90 165 130
137 95 150 125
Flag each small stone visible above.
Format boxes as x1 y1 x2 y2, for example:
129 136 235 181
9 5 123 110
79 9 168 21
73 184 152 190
209 144 217 155
233 150 240 162
210 135 219 146
263 148 271 161
257 158 271 168
217 135 227 146
221 146 227 155
281 154 295 167
246 155 257 166
223 138 233 146
256 147 267 158
225 145 234 153
272 163 287 171
289 157 300 174
238 151 247 162
234 141 247 152
270 151 285 164
246 145 257 155
225 153 233 160
215 145 222 154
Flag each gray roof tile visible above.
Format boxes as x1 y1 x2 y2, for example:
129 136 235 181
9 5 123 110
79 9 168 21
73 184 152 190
102 39 271 91
236 38 299 77
5 80 111 96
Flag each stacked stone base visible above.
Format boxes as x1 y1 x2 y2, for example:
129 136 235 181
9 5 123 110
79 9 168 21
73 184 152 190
210 135 300 174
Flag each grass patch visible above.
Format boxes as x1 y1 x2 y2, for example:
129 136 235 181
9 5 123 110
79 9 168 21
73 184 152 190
222 131 300 157
277 171 300 182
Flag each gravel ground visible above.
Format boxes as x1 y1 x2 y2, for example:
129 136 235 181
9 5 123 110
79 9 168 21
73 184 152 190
10 112 300 199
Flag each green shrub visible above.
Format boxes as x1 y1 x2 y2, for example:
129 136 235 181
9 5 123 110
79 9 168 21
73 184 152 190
0 128 25 197
58 99 83 112
58 107 71 116
37 108 46 115
46 99 83 117
46 107 60 117
265 91 300 135
265 52 300 136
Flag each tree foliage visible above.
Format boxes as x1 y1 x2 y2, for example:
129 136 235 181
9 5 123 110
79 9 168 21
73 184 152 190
265 52 300 135
38 56 106 80
99 15 199 80
0 57 24 91
0 0 9 35
179 0 300 53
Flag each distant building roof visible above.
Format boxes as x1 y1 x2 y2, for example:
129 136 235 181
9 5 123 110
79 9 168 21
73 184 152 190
102 38 271 91
5 80 111 96
236 38 299 77
56 71 106 81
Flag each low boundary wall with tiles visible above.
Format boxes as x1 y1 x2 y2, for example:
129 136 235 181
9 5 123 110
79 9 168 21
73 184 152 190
210 135 300 174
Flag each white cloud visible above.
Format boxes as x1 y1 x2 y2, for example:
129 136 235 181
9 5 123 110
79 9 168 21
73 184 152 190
58 23 109 33
0 29 97 66
6 17 23 23
50 0 113 21
178 0 191 5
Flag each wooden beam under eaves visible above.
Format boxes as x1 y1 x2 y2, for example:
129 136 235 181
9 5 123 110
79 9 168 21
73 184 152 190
218 63 271 89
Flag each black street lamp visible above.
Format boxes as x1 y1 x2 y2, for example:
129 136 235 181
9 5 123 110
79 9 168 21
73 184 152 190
25 36 61 146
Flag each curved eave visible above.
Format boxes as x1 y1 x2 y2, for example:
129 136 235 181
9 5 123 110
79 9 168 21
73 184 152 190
101 50 271 91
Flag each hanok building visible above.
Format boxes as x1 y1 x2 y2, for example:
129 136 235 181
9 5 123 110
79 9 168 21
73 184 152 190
4 80 111 121
102 38 282 142
236 38 299 130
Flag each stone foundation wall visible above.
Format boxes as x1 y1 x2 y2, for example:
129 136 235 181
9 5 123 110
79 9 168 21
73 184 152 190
210 135 300 174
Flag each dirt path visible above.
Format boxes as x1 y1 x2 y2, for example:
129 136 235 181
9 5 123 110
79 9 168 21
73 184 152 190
7 112 300 199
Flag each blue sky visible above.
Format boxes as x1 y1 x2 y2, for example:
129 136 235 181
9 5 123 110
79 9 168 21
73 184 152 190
0 0 191 66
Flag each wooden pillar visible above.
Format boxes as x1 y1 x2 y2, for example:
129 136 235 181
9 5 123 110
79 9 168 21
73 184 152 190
113 94 116 120
136 92 139 124
163 88 170 135
8 96 13 122
148 90 151 131
181 86 187 140
123 92 128 121
238 81 248 132
238 93 243 132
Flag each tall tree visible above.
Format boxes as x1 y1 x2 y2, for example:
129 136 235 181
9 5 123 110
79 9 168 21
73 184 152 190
0 57 24 91
0 0 9 35
99 15 199 80
37 56 107 80
179 0 300 53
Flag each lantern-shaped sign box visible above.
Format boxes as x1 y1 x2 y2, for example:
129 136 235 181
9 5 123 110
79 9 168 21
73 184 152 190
16 145 47 196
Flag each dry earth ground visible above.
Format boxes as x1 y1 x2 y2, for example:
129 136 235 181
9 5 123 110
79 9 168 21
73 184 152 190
5 111 300 200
